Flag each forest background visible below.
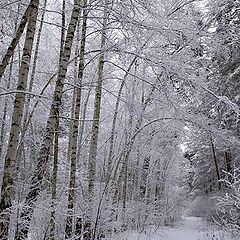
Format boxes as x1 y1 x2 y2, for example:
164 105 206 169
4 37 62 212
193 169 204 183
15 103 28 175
0 0 239 239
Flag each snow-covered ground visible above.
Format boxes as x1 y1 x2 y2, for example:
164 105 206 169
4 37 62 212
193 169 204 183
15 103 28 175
107 217 237 240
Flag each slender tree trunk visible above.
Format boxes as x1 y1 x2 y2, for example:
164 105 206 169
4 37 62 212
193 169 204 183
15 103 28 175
14 1 82 239
139 131 155 199
67 8 79 162
122 83 156 204
0 1 39 239
85 1 109 239
0 0 21 157
48 1 66 239
48 115 59 240
65 1 88 238
76 81 93 163
210 136 221 190
15 74 57 155
111 75 137 221
0 0 39 81
113 82 156 228
0 0 20 160
15 0 47 186
155 160 162 201
87 0 109 197
224 149 232 173
106 57 138 179
140 156 150 198
0 56 13 158
23 0 47 122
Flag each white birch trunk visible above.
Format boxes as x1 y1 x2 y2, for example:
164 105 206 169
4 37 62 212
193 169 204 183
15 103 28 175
0 1 39 239
48 1 66 239
87 0 109 197
14 1 81 239
65 0 88 238
0 0 39 80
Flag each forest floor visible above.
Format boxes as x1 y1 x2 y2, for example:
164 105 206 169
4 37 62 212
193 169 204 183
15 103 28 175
107 217 237 240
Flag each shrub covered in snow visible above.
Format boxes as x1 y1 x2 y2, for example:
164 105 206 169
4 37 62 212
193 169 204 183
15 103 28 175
214 168 240 237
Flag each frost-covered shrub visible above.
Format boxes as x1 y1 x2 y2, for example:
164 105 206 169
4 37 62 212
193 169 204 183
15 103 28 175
214 168 240 237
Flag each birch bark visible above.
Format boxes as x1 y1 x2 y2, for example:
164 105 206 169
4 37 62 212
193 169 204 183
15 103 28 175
0 0 39 80
23 0 47 120
14 1 82 239
15 0 47 180
87 0 109 196
48 1 66 239
65 0 88 238
83 1 109 239
0 56 13 159
0 1 39 239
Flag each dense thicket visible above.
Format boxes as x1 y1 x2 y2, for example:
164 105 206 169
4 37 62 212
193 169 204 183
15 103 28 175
0 0 239 239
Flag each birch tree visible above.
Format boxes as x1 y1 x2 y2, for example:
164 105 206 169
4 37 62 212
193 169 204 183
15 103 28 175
87 0 109 197
48 1 66 239
0 0 238 238
14 1 82 239
65 0 88 238
0 0 40 80
0 1 39 238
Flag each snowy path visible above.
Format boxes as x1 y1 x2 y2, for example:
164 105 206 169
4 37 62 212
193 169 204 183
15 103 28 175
160 217 204 240
108 217 236 240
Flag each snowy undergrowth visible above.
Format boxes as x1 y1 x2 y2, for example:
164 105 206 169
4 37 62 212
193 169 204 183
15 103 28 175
105 217 238 240
214 168 240 237
200 222 237 240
